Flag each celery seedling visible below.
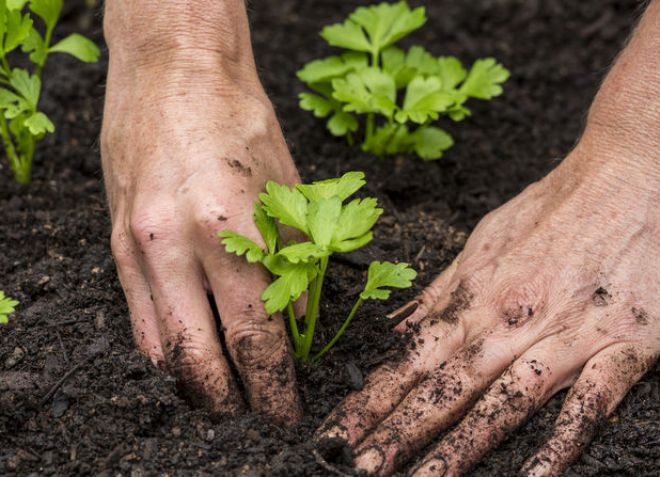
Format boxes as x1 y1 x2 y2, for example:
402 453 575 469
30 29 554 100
0 0 100 184
0 290 19 324
297 1 510 160
219 172 416 363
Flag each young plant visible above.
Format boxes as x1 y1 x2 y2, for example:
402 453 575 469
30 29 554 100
219 172 416 363
0 290 19 324
297 1 510 160
0 0 100 184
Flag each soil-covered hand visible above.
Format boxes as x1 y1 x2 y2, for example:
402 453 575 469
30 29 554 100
317 145 659 475
316 2 660 473
101 1 302 422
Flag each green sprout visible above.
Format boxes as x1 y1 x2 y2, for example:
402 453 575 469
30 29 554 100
0 290 19 324
219 172 416 363
297 1 510 160
0 0 100 184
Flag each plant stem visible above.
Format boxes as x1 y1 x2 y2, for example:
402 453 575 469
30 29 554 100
287 302 301 350
312 297 364 364
0 116 23 183
36 25 55 79
299 256 329 361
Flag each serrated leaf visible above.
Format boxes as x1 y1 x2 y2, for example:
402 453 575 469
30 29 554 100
349 1 426 54
436 56 467 89
332 67 396 117
21 28 47 66
360 261 416 300
332 197 382 245
297 52 368 84
411 126 454 160
299 92 334 118
404 45 439 75
24 111 53 135
396 75 454 124
0 291 19 325
261 256 316 314
259 181 309 234
296 171 365 202
307 197 341 247
218 230 264 263
327 111 358 136
4 9 33 53
321 18 371 53
362 123 411 156
9 68 40 108
460 58 510 100
0 87 30 119
49 33 100 62
278 241 329 263
254 203 278 254
29 0 62 30
331 232 374 253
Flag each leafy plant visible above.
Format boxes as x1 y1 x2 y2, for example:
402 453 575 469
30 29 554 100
0 290 19 324
297 1 509 160
0 0 100 184
219 171 416 363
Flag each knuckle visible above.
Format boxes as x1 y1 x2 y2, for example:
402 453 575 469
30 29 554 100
128 206 174 247
110 228 133 267
226 320 286 368
494 280 549 328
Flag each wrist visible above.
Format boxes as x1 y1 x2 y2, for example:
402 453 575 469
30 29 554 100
104 0 261 91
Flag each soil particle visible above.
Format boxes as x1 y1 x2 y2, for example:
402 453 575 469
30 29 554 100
632 306 649 325
592 286 611 306
226 158 253 177
437 282 473 324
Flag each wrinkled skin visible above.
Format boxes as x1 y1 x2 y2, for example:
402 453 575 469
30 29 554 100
101 1 302 423
317 3 660 474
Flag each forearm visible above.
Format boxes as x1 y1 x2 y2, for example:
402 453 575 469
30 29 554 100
580 0 660 177
103 0 262 93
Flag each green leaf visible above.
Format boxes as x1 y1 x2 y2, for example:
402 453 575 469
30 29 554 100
460 58 510 100
299 92 334 118
297 52 368 84
296 171 365 202
218 230 264 263
307 197 341 247
261 256 317 314
331 232 373 253
4 9 33 53
49 33 100 62
332 197 382 245
259 181 309 234
332 67 396 117
327 111 358 136
395 75 454 124
7 0 29 9
436 56 467 89
349 1 426 54
320 18 371 53
403 45 439 75
21 28 47 66
360 261 416 300
254 203 278 254
382 46 415 88
29 0 62 30
9 68 40 108
410 126 454 160
24 111 53 134
0 87 30 118
0 291 19 325
278 241 329 263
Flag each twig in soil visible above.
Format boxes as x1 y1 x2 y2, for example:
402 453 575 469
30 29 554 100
414 244 426 262
55 328 70 364
312 449 354 477
39 353 97 407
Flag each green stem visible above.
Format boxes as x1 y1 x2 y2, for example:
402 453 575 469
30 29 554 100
312 297 364 364
287 301 301 350
36 25 55 79
0 116 23 182
299 256 329 361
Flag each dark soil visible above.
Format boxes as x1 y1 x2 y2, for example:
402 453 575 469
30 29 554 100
1 1 658 476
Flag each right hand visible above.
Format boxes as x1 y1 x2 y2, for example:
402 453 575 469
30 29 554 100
101 2 302 423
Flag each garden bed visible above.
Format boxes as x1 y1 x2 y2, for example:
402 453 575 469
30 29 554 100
1 1 658 475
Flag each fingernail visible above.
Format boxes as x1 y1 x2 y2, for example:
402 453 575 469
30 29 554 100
354 446 384 475
387 301 419 321
410 458 446 477
520 457 551 477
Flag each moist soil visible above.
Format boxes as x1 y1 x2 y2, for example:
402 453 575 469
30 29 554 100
1 1 658 476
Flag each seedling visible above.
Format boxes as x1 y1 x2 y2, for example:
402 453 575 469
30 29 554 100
0 0 100 184
219 172 416 363
0 290 19 324
297 1 509 160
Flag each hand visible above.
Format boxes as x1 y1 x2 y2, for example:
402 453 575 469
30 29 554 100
316 142 659 475
101 1 302 423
